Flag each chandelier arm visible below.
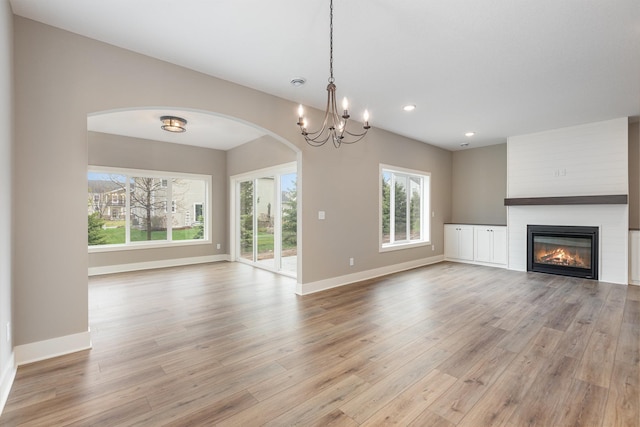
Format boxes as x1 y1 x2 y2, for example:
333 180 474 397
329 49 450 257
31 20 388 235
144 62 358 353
342 128 369 138
305 135 331 147
334 133 368 144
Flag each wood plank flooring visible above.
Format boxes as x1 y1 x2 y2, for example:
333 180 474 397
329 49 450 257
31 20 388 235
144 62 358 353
1 261 638 426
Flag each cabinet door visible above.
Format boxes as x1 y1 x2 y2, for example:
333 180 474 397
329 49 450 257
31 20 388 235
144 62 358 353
444 225 459 259
458 226 474 261
630 231 640 282
474 227 493 263
491 227 507 265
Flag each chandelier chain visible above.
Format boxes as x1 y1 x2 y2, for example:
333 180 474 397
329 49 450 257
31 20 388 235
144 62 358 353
329 0 334 83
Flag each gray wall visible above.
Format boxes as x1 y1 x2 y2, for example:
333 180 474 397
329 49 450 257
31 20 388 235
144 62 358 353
450 124 639 228
12 16 452 348
0 0 13 392
227 135 296 177
629 122 640 229
87 131 227 268
451 144 507 225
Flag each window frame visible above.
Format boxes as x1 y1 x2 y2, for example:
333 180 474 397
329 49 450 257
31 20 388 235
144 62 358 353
379 164 431 252
88 166 211 253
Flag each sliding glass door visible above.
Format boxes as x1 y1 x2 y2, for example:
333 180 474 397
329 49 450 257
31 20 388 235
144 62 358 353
234 164 297 277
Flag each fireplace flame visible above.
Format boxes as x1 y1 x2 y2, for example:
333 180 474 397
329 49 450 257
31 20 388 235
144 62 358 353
535 247 589 268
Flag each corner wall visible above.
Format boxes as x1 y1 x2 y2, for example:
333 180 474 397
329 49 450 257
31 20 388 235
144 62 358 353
451 144 507 225
0 0 15 413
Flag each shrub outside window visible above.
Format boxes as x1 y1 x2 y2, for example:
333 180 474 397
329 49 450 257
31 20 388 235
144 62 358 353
380 165 430 251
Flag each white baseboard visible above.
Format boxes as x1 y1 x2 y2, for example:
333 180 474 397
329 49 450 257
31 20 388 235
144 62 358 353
14 330 92 366
0 352 16 416
444 258 508 269
88 254 229 276
296 255 445 295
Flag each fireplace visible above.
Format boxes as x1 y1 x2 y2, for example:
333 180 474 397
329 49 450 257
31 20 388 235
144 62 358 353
527 225 598 279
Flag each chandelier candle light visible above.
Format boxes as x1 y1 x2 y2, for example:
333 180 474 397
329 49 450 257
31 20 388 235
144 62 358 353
296 0 370 148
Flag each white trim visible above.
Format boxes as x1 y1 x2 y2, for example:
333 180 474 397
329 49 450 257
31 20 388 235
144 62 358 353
443 258 508 269
229 162 298 263
296 255 444 295
14 330 92 366
87 167 212 249
229 162 298 279
0 352 16 416
89 238 210 253
88 254 229 276
379 164 432 251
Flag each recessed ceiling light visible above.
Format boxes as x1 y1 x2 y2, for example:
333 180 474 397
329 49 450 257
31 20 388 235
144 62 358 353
290 77 306 87
403 104 416 112
465 132 475 137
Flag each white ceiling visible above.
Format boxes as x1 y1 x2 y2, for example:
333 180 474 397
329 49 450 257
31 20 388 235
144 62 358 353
10 0 640 151
87 109 267 151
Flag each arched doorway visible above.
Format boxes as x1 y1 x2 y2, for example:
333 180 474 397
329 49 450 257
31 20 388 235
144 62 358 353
87 107 301 280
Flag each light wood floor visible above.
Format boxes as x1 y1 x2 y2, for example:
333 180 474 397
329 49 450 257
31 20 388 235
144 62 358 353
2 261 638 426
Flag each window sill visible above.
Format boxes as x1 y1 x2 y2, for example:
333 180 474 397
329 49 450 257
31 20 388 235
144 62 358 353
380 240 431 253
89 239 211 253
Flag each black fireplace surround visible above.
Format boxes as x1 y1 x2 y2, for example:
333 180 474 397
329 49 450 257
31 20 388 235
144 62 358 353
527 225 599 280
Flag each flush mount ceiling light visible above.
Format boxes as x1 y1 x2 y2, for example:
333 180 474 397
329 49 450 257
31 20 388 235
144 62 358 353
160 116 187 133
296 0 370 148
465 132 475 137
403 104 416 112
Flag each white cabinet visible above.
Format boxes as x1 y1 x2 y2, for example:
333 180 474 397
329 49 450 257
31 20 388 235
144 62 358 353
630 231 640 285
474 226 507 265
445 224 507 267
444 224 474 261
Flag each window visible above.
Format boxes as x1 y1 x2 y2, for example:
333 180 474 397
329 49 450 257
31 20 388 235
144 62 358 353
380 165 430 250
88 167 210 249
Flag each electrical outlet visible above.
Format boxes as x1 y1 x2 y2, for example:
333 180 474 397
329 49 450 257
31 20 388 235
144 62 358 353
432 244 435 251
216 243 221 249
349 257 354 266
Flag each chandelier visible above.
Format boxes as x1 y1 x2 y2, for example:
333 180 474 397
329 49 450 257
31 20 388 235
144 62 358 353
296 0 370 148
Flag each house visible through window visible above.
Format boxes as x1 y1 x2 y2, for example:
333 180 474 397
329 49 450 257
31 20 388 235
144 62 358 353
194 203 203 222
88 168 210 248
380 165 430 250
